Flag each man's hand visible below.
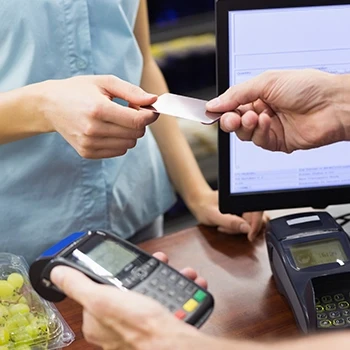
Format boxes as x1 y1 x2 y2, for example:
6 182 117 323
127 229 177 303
50 252 207 350
37 75 159 159
207 69 349 153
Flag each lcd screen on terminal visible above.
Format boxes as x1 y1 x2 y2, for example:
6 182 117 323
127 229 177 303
290 238 348 269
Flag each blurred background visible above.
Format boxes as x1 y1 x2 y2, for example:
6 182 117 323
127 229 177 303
147 0 218 232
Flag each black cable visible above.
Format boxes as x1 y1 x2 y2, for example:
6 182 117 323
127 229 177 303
334 213 350 227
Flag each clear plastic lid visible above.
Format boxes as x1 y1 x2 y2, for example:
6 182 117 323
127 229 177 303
0 253 75 350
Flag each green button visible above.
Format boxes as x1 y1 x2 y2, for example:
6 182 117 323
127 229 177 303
194 290 207 302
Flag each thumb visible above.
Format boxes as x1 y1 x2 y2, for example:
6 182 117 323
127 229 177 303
215 213 251 234
96 75 158 106
50 266 102 307
206 72 275 112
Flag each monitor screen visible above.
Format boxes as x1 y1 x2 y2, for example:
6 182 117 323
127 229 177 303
217 0 350 213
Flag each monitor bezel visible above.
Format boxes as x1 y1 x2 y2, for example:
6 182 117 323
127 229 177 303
217 0 350 214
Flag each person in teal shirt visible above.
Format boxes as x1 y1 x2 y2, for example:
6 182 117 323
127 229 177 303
0 0 266 264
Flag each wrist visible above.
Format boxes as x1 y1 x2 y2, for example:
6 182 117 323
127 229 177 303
183 185 212 218
332 73 350 140
23 81 55 134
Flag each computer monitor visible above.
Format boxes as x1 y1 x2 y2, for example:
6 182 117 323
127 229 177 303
217 0 350 214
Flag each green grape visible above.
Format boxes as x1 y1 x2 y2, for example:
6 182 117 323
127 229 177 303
25 314 34 323
0 272 52 348
6 315 29 331
0 306 9 319
17 297 27 305
8 305 29 317
30 317 47 332
0 327 9 345
0 317 6 327
10 328 32 344
6 275 23 291
14 345 31 350
0 282 14 299
24 324 39 339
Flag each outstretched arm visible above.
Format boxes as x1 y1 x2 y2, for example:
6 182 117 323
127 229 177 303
0 76 158 158
207 69 350 153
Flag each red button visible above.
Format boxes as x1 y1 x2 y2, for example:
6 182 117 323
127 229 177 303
175 310 186 320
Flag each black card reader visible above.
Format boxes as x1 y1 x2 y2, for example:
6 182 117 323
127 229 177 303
267 211 350 332
29 230 214 328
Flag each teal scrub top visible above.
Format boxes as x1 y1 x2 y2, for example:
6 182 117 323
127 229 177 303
0 0 176 263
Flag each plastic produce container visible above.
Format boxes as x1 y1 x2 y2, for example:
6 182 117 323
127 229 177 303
0 253 74 350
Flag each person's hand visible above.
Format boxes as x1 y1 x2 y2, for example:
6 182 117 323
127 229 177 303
187 189 268 241
50 252 207 350
206 69 348 153
36 75 159 158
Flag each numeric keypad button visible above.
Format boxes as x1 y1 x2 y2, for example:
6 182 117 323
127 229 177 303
334 294 345 302
317 313 327 320
321 296 332 304
338 301 349 309
325 303 336 311
158 284 167 293
176 295 187 303
168 273 179 284
185 284 197 295
316 305 324 313
160 267 171 276
329 311 341 319
168 290 176 297
176 278 188 289
342 310 350 317
319 320 332 328
333 318 345 326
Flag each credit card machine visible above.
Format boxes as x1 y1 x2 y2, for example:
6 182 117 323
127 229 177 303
267 211 350 332
29 230 214 328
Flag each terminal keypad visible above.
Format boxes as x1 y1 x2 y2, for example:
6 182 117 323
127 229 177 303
133 261 208 321
316 291 350 329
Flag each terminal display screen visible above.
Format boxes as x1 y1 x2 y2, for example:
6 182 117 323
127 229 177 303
86 240 138 276
290 238 348 269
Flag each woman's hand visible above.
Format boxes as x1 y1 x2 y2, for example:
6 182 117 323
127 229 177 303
36 75 159 159
187 189 268 241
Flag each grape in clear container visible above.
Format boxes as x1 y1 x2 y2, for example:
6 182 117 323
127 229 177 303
0 253 74 350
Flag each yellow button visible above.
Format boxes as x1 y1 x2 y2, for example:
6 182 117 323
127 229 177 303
183 299 199 313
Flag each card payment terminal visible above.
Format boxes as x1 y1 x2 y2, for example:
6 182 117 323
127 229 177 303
267 211 350 332
29 230 214 328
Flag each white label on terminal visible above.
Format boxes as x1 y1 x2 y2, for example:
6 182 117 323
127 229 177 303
286 215 320 226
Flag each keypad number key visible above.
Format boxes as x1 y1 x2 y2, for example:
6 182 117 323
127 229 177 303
317 313 327 320
329 311 341 319
334 293 345 302
342 309 350 317
321 295 333 304
325 303 337 311
338 301 350 310
319 320 332 328
333 318 345 327
315 305 324 313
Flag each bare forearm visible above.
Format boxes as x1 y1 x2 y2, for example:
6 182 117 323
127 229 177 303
0 83 51 144
140 59 211 206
